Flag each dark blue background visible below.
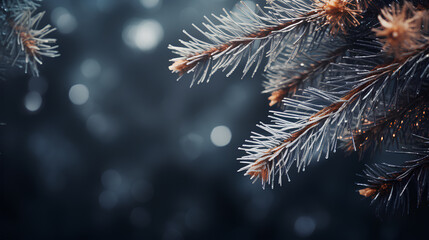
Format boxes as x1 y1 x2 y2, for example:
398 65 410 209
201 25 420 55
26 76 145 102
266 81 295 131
1 0 429 239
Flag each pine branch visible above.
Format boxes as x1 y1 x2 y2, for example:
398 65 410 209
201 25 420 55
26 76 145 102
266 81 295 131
264 43 349 106
358 137 429 214
168 0 364 86
343 92 429 154
169 0 429 214
238 41 429 188
1 0 59 76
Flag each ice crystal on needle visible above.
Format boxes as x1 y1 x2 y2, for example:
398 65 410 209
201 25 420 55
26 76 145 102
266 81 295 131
169 0 429 213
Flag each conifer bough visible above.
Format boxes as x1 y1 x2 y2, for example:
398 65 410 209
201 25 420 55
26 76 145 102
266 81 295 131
1 0 59 77
169 0 429 213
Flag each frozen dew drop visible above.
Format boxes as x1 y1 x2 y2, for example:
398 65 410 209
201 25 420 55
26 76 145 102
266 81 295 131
69 84 89 105
210 125 232 147
24 91 42 112
51 7 77 34
122 19 164 51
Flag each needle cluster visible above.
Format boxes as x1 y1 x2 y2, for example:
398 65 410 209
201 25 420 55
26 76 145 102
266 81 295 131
1 0 59 76
169 0 429 213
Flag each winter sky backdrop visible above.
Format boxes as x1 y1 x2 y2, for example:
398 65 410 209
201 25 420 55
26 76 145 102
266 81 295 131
2 0 429 239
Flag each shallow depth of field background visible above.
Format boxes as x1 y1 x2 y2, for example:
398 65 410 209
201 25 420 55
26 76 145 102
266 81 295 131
2 0 429 239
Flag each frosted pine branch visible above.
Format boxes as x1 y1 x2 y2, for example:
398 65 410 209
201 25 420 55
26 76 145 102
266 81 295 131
1 0 59 76
358 136 429 214
239 40 429 188
169 0 364 86
343 93 429 154
170 0 429 213
264 43 349 106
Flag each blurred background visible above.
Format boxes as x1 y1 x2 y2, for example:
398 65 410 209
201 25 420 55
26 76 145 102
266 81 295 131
1 0 429 239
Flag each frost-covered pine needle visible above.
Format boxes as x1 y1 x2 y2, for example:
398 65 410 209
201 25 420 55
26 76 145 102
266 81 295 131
170 0 429 213
1 0 59 76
